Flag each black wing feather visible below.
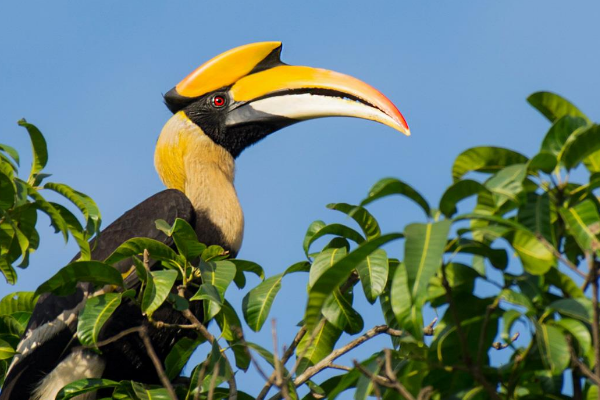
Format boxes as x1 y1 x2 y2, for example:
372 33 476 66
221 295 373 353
0 189 196 400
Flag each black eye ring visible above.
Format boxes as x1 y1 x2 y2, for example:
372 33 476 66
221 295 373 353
212 95 227 108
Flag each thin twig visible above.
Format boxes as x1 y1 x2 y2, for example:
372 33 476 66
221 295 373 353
329 363 352 371
138 325 178 400
207 360 220 400
477 297 499 365
423 317 437 336
193 359 209 400
95 326 143 348
384 348 416 400
569 337 600 386
271 319 289 400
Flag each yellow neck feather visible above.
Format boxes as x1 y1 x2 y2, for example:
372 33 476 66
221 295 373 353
154 112 244 254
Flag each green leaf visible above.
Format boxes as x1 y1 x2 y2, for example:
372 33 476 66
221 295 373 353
309 247 347 288
44 183 101 235
518 192 554 245
452 146 528 182
404 220 451 299
541 115 589 156
199 260 236 297
230 259 265 289
327 203 381 240
559 124 600 171
51 202 91 260
0 338 16 360
295 319 342 374
355 358 381 400
28 186 69 242
361 177 430 217
191 283 223 321
439 179 490 217
131 382 172 400
527 91 589 123
527 152 557 174
501 309 522 343
510 229 555 275
550 298 592 322
77 293 122 347
141 269 178 316
242 274 283 332
484 164 527 205
104 238 182 267
447 238 507 270
18 119 48 184
500 289 534 312
55 378 119 400
305 233 403 329
356 248 388 303
155 218 206 261
559 199 600 252
0 173 15 210
303 223 364 256
164 337 204 380
0 143 20 166
555 318 591 357
391 261 422 339
0 291 38 315
36 261 124 296
322 288 364 334
0 259 17 285
545 268 584 298
534 321 569 375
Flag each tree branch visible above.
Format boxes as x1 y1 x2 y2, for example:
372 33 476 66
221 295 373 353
138 325 178 400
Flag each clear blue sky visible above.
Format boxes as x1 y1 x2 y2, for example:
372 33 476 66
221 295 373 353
2 0 600 396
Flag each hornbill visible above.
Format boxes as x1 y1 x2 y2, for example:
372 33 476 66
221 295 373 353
0 42 409 400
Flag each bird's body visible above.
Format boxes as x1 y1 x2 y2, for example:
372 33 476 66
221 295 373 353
0 42 409 400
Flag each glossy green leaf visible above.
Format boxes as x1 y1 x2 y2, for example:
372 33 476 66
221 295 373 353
0 259 17 285
0 291 37 315
51 202 91 260
0 174 15 210
303 223 364 256
18 119 48 184
141 269 178 316
559 124 600 171
439 179 490 217
484 163 527 205
0 338 15 360
131 382 171 400
164 337 204 380
28 187 69 242
356 248 388 303
199 260 236 297
390 261 422 339
354 357 381 400
528 91 589 123
309 246 347 288
452 146 528 182
550 298 592 322
527 151 557 174
361 177 430 217
559 199 600 251
500 289 534 312
36 261 124 296
230 259 264 289
191 283 223 321
510 229 555 275
541 115 589 156
518 192 554 244
404 220 451 299
155 218 205 261
0 143 19 166
296 319 342 374
322 288 364 334
327 203 381 240
305 233 403 329
242 274 283 332
555 318 591 357
104 238 182 266
55 378 119 400
44 182 101 235
77 293 122 347
535 321 569 375
447 238 507 270
501 309 522 342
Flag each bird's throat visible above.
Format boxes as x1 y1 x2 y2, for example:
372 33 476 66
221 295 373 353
155 112 244 254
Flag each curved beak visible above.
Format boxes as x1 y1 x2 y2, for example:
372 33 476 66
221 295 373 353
227 65 410 136
165 42 410 136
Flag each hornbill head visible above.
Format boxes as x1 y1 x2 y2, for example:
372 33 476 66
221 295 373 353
162 41 410 159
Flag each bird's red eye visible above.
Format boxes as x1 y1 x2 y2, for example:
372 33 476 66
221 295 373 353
212 95 226 108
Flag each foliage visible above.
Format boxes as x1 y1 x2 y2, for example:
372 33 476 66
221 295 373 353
3 92 600 399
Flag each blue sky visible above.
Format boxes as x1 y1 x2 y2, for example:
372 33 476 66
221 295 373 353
2 0 600 396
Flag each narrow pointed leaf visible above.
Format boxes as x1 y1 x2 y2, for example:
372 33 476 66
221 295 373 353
199 260 236 297
541 115 589 156
361 177 430 217
356 248 388 303
77 292 122 347
305 233 403 329
296 319 342 374
142 269 178 316
439 179 490 217
18 119 48 183
0 143 19 165
0 174 15 210
327 203 381 240
164 337 204 380
452 147 528 182
44 182 101 235
303 223 364 256
242 274 283 332
559 199 600 252
309 247 347 288
104 238 181 266
559 124 600 171
0 291 38 315
36 261 123 296
404 220 451 299
322 289 364 334
55 379 119 400
527 91 589 123
534 321 569 375
518 192 554 244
